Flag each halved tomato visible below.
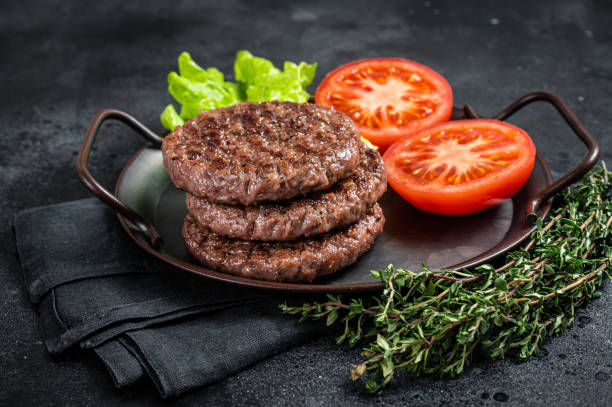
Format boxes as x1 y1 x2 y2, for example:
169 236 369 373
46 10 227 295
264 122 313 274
315 58 453 151
383 120 536 215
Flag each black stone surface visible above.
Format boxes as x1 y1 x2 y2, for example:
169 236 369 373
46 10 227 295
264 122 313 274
2 0 611 405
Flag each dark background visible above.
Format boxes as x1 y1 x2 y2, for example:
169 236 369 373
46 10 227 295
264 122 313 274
2 0 611 405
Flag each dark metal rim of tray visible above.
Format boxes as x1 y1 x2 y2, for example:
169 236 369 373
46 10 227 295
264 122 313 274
76 91 600 293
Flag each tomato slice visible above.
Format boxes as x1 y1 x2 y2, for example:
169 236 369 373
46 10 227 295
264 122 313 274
383 120 536 215
315 58 453 151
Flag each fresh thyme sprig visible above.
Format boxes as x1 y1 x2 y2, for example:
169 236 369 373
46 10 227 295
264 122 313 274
281 164 611 394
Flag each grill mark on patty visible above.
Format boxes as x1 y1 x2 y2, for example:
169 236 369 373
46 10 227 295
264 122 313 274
182 204 385 283
186 146 387 241
162 101 361 205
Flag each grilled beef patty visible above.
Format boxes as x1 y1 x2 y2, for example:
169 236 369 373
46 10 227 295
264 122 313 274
162 101 361 205
186 146 387 241
182 204 385 282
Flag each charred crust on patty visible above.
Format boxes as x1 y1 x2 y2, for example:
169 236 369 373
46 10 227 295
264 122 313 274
162 101 362 205
186 146 387 241
182 204 385 283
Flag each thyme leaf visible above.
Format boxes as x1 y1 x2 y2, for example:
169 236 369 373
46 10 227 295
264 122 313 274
281 165 612 394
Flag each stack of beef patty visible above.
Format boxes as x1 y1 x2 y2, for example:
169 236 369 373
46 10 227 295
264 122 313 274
161 101 386 283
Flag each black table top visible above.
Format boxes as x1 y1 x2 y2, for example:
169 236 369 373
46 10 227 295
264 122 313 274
2 1 611 405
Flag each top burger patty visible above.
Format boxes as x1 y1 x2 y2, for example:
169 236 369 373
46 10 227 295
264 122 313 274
161 101 362 205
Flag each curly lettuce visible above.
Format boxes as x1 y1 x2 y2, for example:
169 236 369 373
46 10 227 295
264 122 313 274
234 50 316 103
161 51 317 131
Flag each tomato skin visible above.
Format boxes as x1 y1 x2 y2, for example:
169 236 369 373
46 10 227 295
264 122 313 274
315 58 453 151
383 120 536 215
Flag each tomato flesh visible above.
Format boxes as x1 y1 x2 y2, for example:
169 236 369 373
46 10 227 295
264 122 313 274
383 120 536 215
315 58 453 151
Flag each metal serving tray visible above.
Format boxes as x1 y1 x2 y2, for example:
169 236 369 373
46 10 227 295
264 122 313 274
76 92 599 293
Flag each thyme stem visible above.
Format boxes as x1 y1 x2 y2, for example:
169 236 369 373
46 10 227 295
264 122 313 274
282 165 612 394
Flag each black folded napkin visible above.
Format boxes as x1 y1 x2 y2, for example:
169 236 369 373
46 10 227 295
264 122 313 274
14 198 330 398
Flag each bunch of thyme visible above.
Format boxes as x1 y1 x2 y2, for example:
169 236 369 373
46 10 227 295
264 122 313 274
281 165 611 394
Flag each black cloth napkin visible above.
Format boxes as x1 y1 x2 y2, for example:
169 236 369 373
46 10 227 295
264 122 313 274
14 198 329 398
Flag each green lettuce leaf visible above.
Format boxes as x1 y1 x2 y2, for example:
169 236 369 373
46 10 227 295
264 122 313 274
160 104 184 131
361 136 379 150
167 56 243 111
234 50 317 103
161 50 317 131
161 52 243 130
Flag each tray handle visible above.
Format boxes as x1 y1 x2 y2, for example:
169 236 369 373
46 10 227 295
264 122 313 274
76 109 164 248
465 91 600 226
